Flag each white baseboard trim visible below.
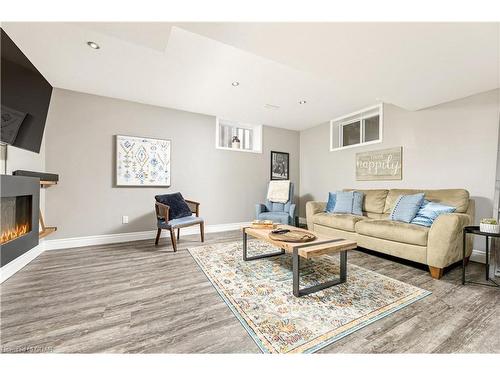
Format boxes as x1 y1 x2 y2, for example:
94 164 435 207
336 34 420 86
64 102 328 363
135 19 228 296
43 221 250 251
0 243 45 283
471 249 486 264
0 221 250 283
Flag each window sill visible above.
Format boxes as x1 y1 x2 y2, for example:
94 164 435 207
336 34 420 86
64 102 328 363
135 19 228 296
330 139 382 152
216 146 262 154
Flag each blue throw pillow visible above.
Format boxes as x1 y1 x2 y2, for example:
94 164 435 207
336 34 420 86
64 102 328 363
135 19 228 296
325 192 336 213
390 193 425 223
411 200 456 227
332 191 364 216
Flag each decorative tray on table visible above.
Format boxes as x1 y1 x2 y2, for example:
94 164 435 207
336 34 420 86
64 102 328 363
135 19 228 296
268 228 316 243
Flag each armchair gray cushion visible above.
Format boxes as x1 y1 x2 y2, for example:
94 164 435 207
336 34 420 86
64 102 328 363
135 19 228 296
158 215 203 229
256 182 296 225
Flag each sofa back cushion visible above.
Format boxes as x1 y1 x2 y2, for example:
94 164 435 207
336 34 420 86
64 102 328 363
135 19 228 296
344 189 389 214
384 189 469 214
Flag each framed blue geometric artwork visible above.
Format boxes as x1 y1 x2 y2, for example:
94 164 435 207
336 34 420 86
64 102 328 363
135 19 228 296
116 134 171 187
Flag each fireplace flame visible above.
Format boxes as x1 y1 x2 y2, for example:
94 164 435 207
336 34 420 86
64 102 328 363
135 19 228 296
1 223 29 244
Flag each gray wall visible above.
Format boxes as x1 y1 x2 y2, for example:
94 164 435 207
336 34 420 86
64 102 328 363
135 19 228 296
44 89 300 239
4 128 47 215
300 89 500 250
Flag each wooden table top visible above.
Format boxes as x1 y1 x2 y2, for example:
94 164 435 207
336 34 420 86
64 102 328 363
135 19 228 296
243 224 357 259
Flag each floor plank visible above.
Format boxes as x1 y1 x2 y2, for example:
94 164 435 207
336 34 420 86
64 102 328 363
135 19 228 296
1 230 498 353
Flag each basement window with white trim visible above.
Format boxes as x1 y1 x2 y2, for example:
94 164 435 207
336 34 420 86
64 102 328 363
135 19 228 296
215 118 262 153
330 104 383 151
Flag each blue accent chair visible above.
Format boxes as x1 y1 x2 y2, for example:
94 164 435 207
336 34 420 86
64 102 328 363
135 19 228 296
255 182 296 225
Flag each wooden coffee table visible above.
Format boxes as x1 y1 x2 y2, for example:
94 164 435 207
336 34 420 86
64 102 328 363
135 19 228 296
242 225 357 297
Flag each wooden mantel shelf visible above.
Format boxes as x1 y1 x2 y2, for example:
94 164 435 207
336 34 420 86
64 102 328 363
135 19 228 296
38 179 58 238
40 180 57 188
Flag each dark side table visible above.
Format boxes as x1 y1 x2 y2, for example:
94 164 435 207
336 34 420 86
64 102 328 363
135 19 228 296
462 226 499 287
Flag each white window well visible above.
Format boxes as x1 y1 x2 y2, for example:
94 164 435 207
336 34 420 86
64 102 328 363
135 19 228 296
216 118 262 153
330 104 383 151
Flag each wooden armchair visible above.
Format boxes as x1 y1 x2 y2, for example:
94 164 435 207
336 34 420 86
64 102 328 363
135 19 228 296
154 199 204 251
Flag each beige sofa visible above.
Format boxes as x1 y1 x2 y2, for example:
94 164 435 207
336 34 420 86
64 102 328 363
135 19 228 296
306 189 475 279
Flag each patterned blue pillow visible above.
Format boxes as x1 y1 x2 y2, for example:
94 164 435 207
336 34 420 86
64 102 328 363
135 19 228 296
411 200 456 227
332 191 364 216
325 192 337 213
390 193 425 223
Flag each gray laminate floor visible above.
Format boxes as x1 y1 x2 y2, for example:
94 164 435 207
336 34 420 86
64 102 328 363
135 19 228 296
1 230 499 353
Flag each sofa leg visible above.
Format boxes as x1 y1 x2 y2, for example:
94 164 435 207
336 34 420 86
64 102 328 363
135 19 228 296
429 266 443 279
200 222 205 242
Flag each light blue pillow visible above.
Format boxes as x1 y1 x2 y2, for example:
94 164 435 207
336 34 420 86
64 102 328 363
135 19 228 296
325 192 336 213
390 193 425 223
332 191 364 216
411 200 456 227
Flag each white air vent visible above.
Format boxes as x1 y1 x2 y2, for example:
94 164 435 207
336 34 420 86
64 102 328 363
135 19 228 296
264 104 280 110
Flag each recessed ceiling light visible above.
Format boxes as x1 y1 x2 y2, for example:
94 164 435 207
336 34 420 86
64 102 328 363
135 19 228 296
231 81 240 87
87 41 100 50
299 100 307 104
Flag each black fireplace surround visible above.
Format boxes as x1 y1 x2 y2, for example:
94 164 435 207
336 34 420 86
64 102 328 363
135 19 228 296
0 174 39 266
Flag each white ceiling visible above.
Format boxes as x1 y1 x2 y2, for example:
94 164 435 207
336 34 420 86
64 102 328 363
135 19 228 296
2 22 499 130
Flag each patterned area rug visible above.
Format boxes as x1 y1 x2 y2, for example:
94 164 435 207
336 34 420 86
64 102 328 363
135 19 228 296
188 240 431 354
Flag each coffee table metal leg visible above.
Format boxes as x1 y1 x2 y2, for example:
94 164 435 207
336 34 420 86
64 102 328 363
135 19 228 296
293 249 300 297
242 228 285 261
340 250 347 282
293 250 348 297
242 229 248 261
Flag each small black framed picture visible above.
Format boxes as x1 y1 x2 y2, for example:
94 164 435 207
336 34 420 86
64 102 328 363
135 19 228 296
270 151 289 180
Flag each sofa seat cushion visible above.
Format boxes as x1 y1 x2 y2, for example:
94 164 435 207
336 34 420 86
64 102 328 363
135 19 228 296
312 213 368 232
355 219 429 246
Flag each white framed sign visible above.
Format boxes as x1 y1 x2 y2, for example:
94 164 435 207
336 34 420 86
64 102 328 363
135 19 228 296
356 147 402 181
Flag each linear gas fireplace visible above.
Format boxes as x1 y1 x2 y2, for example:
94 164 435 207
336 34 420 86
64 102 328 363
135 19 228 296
0 175 39 266
1 195 32 244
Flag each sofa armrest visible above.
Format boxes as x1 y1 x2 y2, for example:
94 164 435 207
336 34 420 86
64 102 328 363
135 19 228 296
255 204 267 218
306 201 326 230
289 203 296 221
427 211 473 269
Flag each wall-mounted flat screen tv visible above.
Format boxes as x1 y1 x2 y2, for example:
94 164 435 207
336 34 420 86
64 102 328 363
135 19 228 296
1 28 53 154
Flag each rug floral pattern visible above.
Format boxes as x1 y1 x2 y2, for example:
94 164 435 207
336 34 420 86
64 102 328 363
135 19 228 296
188 240 431 353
